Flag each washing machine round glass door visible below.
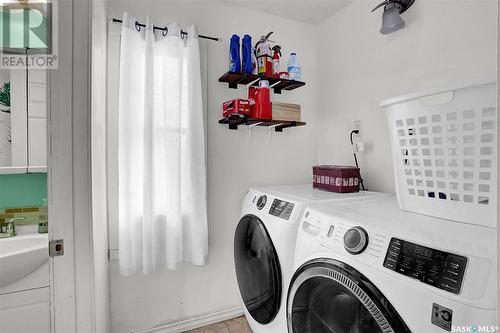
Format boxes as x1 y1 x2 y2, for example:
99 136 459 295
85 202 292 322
287 258 410 333
234 214 282 325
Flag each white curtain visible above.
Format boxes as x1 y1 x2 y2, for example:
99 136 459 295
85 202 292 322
118 13 208 275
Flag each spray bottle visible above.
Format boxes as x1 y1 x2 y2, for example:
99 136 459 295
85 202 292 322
272 45 281 77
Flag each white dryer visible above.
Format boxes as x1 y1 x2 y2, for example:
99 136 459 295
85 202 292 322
234 184 385 333
288 195 496 333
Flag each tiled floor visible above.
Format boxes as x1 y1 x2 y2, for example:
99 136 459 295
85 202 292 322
184 316 252 333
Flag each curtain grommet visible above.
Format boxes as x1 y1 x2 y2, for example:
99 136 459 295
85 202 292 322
135 21 141 32
162 27 168 36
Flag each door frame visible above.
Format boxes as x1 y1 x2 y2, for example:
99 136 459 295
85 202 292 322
47 0 95 331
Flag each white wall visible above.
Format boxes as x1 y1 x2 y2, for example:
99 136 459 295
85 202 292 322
316 0 498 193
105 2 320 332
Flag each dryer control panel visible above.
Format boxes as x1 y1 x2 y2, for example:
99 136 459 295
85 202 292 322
269 199 294 220
383 238 467 294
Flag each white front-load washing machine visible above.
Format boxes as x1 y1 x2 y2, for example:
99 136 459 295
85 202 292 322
234 184 386 333
288 195 496 333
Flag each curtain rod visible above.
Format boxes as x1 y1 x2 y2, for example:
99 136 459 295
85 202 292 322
111 18 221 42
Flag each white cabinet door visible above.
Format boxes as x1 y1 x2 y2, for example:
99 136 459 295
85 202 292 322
8 70 28 172
28 70 47 171
0 287 49 333
28 69 47 172
0 112 12 168
28 76 47 119
29 117 47 168
0 68 47 174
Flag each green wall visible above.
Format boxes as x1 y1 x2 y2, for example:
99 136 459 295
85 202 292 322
0 173 47 209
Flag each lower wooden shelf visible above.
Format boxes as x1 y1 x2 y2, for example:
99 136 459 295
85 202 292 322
219 116 306 132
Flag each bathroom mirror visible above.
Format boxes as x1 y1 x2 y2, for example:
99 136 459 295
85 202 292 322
0 66 47 174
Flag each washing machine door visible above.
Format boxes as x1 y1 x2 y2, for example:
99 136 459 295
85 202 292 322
234 214 282 325
287 258 410 333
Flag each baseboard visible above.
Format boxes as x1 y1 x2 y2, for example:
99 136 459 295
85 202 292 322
132 306 245 333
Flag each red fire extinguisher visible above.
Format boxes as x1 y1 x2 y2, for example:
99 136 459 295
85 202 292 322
255 32 273 77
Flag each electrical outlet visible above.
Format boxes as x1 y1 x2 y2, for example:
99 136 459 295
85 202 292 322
352 142 365 153
353 120 361 131
356 142 365 152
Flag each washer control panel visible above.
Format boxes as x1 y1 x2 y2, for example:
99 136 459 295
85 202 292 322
269 199 294 220
383 238 467 294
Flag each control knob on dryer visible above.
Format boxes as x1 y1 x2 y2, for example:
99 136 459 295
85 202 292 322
343 226 369 255
256 195 267 210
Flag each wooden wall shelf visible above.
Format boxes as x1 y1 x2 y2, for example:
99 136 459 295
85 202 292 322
219 116 306 132
218 72 305 94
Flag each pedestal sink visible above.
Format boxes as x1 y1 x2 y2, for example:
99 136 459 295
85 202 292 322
0 234 48 287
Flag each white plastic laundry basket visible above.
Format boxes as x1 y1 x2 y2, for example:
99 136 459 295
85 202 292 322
381 81 497 227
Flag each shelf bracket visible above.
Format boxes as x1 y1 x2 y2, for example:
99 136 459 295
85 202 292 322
227 117 246 130
246 77 261 96
270 80 283 94
247 122 263 143
269 80 282 88
229 73 248 89
275 121 297 132
267 123 283 143
247 77 261 87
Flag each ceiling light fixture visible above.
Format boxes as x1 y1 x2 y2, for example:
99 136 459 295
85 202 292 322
371 0 415 35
